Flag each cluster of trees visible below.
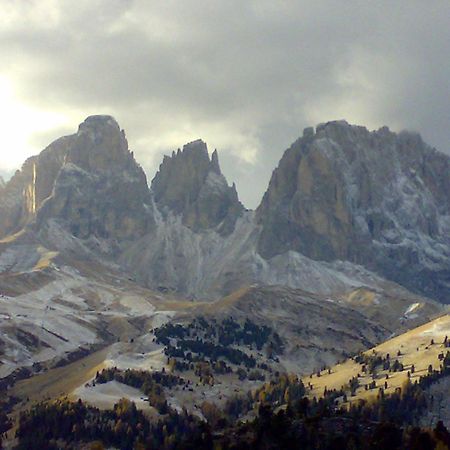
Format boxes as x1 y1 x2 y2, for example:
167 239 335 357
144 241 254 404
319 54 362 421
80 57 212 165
217 402 450 450
155 316 283 360
167 338 257 368
337 347 450 403
153 323 189 345
253 373 306 406
96 367 182 389
346 350 450 425
0 401 12 448
15 361 450 449
167 353 268 385
419 352 450 389
355 351 405 375
95 367 183 414
215 364 450 449
216 317 283 353
13 339 450 449
15 398 211 450
153 316 285 384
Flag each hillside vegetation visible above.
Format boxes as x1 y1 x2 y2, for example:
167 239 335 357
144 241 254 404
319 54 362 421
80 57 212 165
304 314 450 406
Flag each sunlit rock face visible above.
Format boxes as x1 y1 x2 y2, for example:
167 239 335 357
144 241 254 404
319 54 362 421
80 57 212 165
151 139 244 235
66 115 132 172
0 136 71 239
256 121 450 302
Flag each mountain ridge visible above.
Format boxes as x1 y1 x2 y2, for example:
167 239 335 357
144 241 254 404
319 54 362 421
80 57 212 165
0 116 449 304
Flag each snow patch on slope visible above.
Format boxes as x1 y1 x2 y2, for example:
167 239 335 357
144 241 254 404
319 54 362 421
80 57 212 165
73 380 153 411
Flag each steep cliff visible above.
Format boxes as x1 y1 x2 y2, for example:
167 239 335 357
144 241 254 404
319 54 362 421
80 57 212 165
0 116 154 249
0 137 71 238
256 121 450 301
35 116 154 244
1 117 448 304
151 139 244 235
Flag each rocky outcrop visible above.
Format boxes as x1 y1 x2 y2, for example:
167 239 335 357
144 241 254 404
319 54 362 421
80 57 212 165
0 116 153 249
151 139 244 235
256 121 450 302
35 116 154 245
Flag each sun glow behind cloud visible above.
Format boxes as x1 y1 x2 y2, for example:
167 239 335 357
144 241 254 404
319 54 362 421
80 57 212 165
0 77 68 172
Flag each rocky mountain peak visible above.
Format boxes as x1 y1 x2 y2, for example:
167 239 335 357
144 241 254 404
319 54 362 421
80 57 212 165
152 140 244 234
210 149 221 174
35 116 153 243
67 115 131 172
0 116 154 245
1 117 448 305
182 138 209 156
256 121 450 302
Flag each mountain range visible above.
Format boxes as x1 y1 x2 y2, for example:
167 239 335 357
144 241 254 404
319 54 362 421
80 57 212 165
1 115 450 447
1 115 449 303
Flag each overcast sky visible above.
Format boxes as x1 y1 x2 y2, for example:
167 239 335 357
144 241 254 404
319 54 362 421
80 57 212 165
1 1 449 207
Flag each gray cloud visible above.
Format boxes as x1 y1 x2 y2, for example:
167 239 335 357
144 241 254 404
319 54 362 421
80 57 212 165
0 0 449 207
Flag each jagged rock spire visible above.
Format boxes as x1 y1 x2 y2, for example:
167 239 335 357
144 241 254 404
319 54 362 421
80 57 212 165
151 140 243 234
210 149 221 174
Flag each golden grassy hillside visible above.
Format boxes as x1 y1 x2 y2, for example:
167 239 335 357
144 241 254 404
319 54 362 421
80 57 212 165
303 314 450 405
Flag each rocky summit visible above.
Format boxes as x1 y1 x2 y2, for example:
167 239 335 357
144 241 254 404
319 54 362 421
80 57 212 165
152 139 244 235
0 117 449 304
257 121 450 302
35 116 154 245
0 116 154 249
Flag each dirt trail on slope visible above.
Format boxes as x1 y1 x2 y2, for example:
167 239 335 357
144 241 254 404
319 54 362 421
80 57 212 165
11 345 110 402
5 345 112 444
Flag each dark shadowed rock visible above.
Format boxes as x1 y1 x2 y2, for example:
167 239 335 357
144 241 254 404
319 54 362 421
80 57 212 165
151 139 244 235
35 116 154 244
256 121 450 302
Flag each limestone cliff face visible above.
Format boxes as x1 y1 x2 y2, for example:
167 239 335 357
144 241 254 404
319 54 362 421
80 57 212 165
151 139 244 235
0 116 153 246
0 137 71 239
35 116 154 244
256 121 450 302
